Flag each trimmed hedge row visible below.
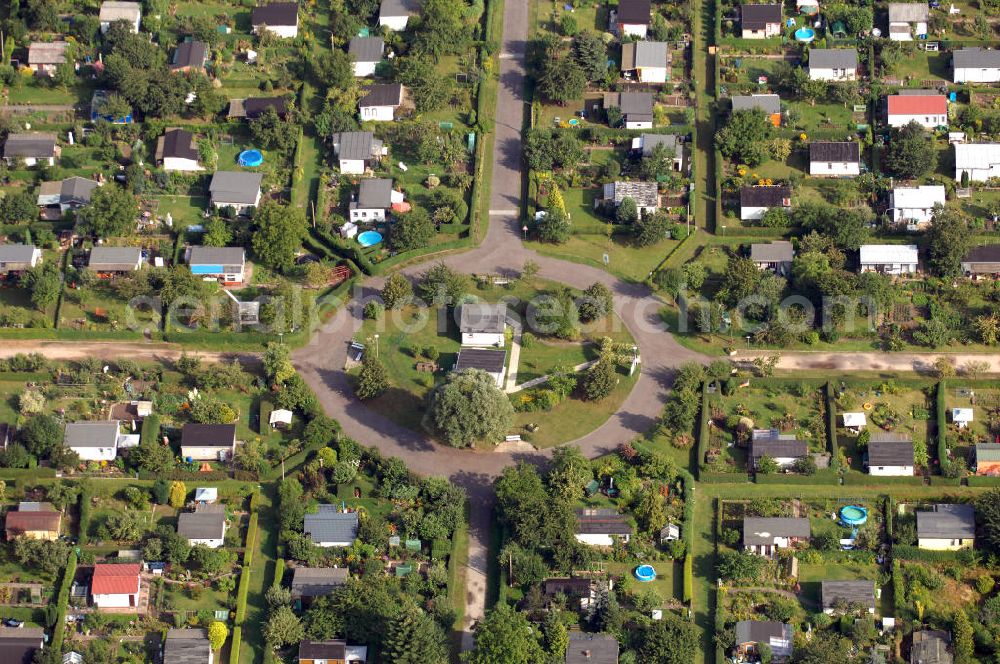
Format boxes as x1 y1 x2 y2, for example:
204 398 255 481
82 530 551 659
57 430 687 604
842 473 925 486
824 382 839 469
679 469 695 605
696 381 711 478
892 544 972 563
51 550 78 653
967 476 1000 487
936 381 948 474
884 495 895 540
230 499 260 664
891 559 905 618
755 471 840 485
77 483 92 545
699 472 748 484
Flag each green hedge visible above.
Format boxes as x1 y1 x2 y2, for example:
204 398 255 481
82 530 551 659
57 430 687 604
936 381 948 474
682 554 693 604
699 472 748 484
884 495 894 540
272 558 286 589
755 471 840 485
0 468 57 479
696 381 711 477
139 414 161 445
842 473 925 486
825 382 839 469
891 559 905 618
893 544 972 563
679 469 695 606
229 627 242 664
51 550 77 653
78 483 92 545
967 476 1000 487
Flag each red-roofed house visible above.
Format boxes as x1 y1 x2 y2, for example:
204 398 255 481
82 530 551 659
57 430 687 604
886 94 948 129
91 563 141 609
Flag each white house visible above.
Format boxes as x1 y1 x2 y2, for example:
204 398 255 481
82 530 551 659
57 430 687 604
332 131 385 174
740 185 791 221
808 48 858 81
886 94 948 129
187 246 246 285
740 4 782 38
917 504 975 550
378 0 419 31
3 133 59 167
63 421 120 461
91 563 141 609
953 47 1000 83
887 2 928 41
156 128 203 172
602 181 660 216
614 0 652 37
859 244 918 275
180 423 236 461
459 303 507 347
348 178 404 223
0 244 43 276
604 92 654 129
209 172 263 213
952 408 974 429
867 434 915 476
743 517 810 558
454 348 506 388
177 504 227 548
28 41 70 77
358 83 405 122
37 176 98 213
750 430 807 470
304 506 359 547
348 37 384 77
99 1 141 33
809 141 860 177
575 509 633 546
251 2 299 39
631 134 683 171
955 143 1000 183
621 41 669 83
889 185 946 228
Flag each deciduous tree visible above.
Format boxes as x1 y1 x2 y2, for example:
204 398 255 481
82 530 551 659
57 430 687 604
426 369 514 447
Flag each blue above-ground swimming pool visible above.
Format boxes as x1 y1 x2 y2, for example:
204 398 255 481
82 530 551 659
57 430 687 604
238 149 264 167
840 505 868 526
357 230 383 248
794 26 816 42
634 565 657 582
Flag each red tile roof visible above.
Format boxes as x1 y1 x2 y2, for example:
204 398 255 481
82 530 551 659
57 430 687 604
91 564 141 595
4 511 61 535
887 95 947 116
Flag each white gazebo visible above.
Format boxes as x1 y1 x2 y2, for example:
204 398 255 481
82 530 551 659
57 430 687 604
194 487 218 504
952 408 974 429
269 409 293 429
843 412 867 433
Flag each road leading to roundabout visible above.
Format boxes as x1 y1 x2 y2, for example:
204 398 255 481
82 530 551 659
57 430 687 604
292 0 708 649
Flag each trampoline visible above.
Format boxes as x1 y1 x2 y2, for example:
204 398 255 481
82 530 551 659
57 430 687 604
357 230 383 247
840 505 868 527
634 565 657 582
238 149 264 167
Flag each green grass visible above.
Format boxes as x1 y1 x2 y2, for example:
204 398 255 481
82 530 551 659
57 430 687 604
153 195 210 231
516 339 593 383
240 486 277 664
606 560 682 604
888 51 950 83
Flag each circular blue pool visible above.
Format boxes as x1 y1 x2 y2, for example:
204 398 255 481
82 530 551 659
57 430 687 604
840 505 868 526
794 27 816 42
634 565 656 582
357 230 383 248
238 149 264 167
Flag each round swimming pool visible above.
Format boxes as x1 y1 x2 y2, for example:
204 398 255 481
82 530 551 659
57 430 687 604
840 505 868 526
238 149 264 167
794 27 816 42
357 230 383 248
634 565 656 582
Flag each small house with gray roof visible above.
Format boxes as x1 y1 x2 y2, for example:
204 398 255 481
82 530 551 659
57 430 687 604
809 141 861 176
63 421 121 461
917 504 975 551
740 185 791 221
962 245 1000 277
28 41 70 76
37 177 99 213
867 433 914 476
888 2 928 41
808 48 858 81
290 567 349 605
910 630 953 664
156 129 203 172
99 1 141 33
187 246 246 284
209 171 263 213
750 430 808 469
821 580 876 614
751 241 794 275
349 178 403 222
602 181 660 216
603 92 654 129
565 631 619 664
359 83 405 122
740 4 782 38
332 132 384 174
735 621 793 661
459 303 507 346
349 37 384 77
378 0 419 30
732 94 781 126
304 506 359 547
631 134 683 171
0 244 42 276
88 247 143 274
3 133 59 167
177 504 227 548
170 41 208 73
621 40 670 83
251 2 299 38
163 628 212 664
743 517 810 557
953 47 1000 83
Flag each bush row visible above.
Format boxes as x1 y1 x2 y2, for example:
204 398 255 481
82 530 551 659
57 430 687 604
78 483 92 545
755 471 840 485
936 381 948 475
842 473 925 486
825 382 839 469
892 544 971 563
230 497 260 664
51 551 78 653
